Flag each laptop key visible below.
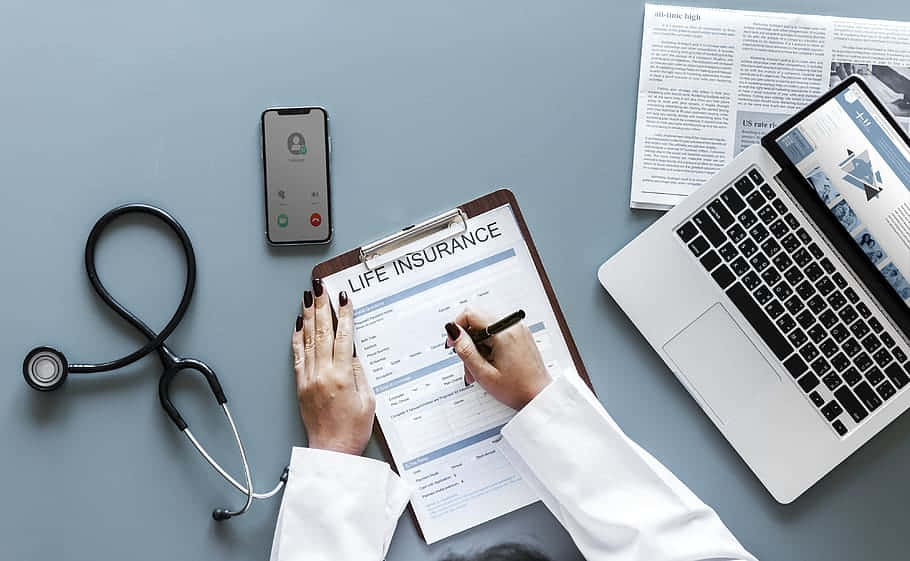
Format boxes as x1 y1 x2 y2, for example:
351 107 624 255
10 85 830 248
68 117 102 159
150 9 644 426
855 353 873 372
800 342 820 362
795 280 815 299
769 219 789 239
761 267 781 287
869 317 884 333
693 211 727 247
844 367 862 386
787 327 808 348
856 302 871 318
746 191 765 210
799 372 821 392
749 223 769 243
677 222 699 242
819 338 838 357
886 363 910 388
772 199 788 215
773 282 793 300
809 390 825 407
821 400 843 420
862 333 882 353
731 257 749 276
838 305 858 325
719 242 738 262
807 324 827 344
873 349 893 368
881 332 896 348
783 354 808 378
805 262 824 282
776 314 796 334
820 257 835 273
795 309 815 328
750 253 770 272
742 271 761 290
835 387 868 422
711 265 735 289
855 381 883 412
796 228 812 244
725 282 793 360
807 295 827 315
760 238 781 257
781 233 801 253
765 300 785 319
865 367 885 386
894 348 907 363
843 338 861 358
721 188 747 214
735 175 755 195
833 419 848 436
832 272 847 289
738 208 758 228
844 287 859 304
794 248 812 267
807 242 824 259
754 285 773 305
830 323 850 343
827 291 847 311
817 277 836 296
784 295 804 315
700 251 721 271
760 184 775 199
850 320 870 339
708 200 735 229
819 310 839 329
771 252 792 271
739 238 758 258
758 205 777 224
784 266 805 286
811 357 831 376
748 169 764 184
822 372 843 393
689 236 709 257
878 380 897 401
785 214 801 230
728 224 747 243
831 352 850 372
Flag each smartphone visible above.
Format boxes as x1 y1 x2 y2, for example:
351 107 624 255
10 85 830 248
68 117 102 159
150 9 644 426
261 107 332 244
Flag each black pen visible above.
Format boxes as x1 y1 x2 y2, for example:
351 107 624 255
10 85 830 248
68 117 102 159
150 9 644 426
468 310 526 344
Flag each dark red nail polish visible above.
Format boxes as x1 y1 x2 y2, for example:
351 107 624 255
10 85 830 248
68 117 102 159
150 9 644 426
303 291 313 308
295 315 303 332
445 323 460 340
312 278 324 297
339 291 348 307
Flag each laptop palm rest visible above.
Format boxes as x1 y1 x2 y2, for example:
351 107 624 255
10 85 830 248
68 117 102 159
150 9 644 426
663 303 782 426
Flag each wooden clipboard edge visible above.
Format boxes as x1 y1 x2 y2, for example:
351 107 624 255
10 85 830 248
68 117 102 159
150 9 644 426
309 188 594 542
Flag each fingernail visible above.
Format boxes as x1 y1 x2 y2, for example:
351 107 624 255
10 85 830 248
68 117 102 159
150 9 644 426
303 290 313 308
295 315 303 332
445 322 460 341
312 278 324 297
339 291 348 307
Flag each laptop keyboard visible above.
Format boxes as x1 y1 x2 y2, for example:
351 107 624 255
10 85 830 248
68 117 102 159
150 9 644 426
676 168 910 437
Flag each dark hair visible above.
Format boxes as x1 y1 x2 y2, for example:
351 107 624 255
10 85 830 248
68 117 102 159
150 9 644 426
440 543 552 561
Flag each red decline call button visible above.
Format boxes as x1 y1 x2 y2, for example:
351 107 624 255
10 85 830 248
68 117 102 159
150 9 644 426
310 213 322 227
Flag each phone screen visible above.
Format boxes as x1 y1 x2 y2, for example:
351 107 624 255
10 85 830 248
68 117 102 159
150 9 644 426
262 108 331 244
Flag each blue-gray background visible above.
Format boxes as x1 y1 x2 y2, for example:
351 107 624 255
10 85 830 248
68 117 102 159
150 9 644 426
2 1 907 559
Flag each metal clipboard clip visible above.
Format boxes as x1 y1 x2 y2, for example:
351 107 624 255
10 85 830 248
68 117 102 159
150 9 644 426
359 208 468 271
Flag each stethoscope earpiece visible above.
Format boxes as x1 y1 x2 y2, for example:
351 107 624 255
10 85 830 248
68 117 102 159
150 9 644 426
23 346 69 392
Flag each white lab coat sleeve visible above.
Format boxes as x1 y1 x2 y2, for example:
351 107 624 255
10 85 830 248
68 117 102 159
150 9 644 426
499 374 758 561
269 447 411 561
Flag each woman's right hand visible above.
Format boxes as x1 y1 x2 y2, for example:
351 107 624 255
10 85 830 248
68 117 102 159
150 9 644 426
445 309 552 410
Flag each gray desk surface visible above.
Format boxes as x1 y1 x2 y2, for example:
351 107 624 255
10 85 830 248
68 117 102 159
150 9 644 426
3 1 909 559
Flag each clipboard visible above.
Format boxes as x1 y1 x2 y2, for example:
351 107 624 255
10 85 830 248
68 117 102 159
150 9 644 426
313 188 593 392
312 188 594 541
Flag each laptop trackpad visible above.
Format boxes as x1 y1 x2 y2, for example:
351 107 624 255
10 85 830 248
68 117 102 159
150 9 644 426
663 303 781 425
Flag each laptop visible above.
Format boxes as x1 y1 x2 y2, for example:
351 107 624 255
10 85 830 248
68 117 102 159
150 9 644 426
598 76 910 503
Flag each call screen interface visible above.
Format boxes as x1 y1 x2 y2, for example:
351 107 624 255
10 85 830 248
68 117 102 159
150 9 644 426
775 83 910 306
263 109 330 243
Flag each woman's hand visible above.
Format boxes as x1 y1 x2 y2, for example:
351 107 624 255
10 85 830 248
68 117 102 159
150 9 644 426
291 279 375 456
445 309 552 410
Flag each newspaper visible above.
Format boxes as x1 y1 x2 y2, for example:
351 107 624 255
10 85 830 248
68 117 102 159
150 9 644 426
631 4 910 210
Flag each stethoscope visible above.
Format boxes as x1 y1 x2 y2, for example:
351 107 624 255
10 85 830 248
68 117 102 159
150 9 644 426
22 203 287 521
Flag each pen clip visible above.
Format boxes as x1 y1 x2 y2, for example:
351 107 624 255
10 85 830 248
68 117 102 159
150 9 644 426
359 208 468 271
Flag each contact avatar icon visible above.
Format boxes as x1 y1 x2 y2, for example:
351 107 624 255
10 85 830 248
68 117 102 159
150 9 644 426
288 133 307 155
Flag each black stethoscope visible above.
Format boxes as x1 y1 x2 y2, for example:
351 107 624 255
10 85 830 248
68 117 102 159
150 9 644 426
22 203 287 521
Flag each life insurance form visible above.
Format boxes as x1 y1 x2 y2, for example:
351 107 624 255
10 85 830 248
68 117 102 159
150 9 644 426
322 204 580 544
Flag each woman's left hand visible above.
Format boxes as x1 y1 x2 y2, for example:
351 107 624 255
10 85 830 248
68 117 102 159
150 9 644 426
291 280 375 456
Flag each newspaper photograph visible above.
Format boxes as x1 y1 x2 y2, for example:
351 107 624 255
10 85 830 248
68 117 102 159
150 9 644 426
631 4 910 210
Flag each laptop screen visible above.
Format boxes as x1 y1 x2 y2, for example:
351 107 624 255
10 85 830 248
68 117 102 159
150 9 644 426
774 82 910 306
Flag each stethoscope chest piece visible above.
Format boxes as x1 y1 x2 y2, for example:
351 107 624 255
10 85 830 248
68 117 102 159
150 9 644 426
23 346 69 392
